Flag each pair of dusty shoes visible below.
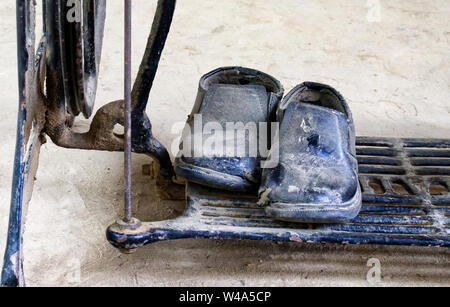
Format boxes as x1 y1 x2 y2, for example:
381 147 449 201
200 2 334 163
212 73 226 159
175 67 362 223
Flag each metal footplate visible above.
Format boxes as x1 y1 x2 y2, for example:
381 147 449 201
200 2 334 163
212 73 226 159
107 137 450 249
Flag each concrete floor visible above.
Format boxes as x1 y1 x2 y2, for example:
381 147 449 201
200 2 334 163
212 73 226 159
1 0 450 286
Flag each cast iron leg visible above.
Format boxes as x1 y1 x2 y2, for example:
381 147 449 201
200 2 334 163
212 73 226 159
2 0 46 287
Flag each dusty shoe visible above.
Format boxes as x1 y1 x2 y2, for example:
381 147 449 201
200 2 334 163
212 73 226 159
175 67 284 192
259 82 362 223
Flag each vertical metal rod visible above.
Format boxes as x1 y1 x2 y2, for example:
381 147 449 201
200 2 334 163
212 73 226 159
124 0 132 222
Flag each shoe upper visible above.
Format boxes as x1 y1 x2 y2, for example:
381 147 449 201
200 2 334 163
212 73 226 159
260 82 359 206
175 67 283 191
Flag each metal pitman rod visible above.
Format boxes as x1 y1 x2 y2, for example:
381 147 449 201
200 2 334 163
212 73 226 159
124 0 133 222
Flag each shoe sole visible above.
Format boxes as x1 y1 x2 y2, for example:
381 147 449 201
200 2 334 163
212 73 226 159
265 186 363 223
175 158 258 192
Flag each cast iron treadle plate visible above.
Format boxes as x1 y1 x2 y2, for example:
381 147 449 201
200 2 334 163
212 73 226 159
107 137 450 249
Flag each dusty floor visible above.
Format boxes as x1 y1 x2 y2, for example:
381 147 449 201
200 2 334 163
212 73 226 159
1 0 450 286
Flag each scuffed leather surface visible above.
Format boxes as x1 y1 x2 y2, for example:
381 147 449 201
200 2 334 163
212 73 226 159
261 102 359 205
199 84 269 125
181 84 267 181
175 67 283 191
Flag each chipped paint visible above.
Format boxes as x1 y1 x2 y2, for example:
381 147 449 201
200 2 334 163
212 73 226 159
107 138 450 250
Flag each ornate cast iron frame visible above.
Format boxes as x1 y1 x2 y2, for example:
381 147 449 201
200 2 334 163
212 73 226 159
2 0 449 288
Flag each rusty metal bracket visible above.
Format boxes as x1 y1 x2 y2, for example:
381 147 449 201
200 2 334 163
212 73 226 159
43 0 183 200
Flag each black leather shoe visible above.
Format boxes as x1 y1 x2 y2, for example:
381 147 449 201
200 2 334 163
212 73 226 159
175 67 284 192
259 82 362 223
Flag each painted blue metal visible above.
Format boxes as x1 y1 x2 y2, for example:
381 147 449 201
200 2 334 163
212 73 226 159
107 137 450 250
2 0 30 288
2 0 47 287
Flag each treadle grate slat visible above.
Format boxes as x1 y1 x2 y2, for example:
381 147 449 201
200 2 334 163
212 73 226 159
106 137 450 249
